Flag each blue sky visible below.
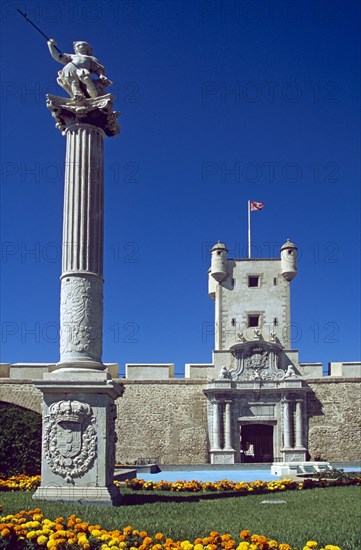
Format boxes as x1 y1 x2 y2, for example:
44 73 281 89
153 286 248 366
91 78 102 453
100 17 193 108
1 0 360 376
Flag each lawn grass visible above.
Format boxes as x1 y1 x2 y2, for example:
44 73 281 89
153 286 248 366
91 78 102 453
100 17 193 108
1 486 361 549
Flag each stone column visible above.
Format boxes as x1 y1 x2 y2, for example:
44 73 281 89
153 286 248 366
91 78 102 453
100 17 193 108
212 399 221 450
33 93 123 505
295 399 303 448
224 400 233 450
282 398 291 448
58 124 105 369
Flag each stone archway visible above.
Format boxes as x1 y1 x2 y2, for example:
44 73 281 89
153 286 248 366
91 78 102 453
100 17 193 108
240 423 274 463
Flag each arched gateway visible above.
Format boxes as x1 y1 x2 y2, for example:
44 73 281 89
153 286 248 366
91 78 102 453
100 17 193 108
204 240 308 464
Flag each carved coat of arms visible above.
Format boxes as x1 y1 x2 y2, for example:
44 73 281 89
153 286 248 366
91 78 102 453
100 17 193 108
43 400 97 482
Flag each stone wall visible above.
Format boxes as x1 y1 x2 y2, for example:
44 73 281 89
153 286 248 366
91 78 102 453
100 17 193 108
1 377 360 463
115 380 209 464
0 381 42 413
307 378 361 461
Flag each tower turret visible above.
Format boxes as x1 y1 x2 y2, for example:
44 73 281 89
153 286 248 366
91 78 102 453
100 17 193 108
280 239 298 281
210 241 228 282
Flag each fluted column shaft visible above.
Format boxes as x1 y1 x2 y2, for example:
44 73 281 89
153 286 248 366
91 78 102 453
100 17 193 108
224 401 233 449
62 124 104 275
295 399 303 448
58 123 105 369
282 398 291 448
212 400 221 450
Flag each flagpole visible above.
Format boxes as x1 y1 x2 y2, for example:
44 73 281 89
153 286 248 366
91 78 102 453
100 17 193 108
248 200 251 259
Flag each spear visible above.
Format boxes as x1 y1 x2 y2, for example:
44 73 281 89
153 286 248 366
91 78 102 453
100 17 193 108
17 8 62 54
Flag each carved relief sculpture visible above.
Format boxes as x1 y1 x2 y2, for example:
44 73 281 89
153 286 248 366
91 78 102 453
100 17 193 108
43 400 97 483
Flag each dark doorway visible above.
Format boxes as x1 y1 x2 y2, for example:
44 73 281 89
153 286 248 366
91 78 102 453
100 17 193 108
240 424 274 463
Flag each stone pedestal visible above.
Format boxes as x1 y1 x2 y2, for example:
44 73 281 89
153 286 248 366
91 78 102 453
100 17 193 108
281 448 307 462
33 372 123 505
210 449 236 464
32 94 122 504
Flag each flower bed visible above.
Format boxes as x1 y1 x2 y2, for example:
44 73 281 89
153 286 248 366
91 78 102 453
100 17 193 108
0 474 41 492
0 508 342 550
123 475 361 494
0 473 360 495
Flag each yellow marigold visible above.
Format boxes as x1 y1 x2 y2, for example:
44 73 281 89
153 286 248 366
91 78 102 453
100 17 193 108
37 535 48 545
1 528 11 537
92 529 102 537
108 541 120 547
279 545 292 550
324 546 341 550
236 543 249 550
268 541 279 549
194 544 204 550
27 530 38 539
305 543 318 549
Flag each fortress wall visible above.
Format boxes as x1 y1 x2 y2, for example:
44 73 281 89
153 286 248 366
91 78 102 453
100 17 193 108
307 378 361 461
1 377 360 463
115 380 209 465
0 380 43 413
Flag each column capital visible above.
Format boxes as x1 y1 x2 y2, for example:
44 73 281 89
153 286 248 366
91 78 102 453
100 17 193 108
46 93 120 137
281 396 291 404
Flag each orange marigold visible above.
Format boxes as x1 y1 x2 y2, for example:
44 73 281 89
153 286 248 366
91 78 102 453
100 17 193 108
240 531 251 541
155 533 164 540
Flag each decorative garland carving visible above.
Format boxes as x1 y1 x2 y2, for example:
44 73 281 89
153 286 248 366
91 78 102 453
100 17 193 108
60 276 102 361
43 400 97 483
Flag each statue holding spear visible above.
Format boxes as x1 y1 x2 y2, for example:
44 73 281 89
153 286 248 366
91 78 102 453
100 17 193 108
17 9 112 100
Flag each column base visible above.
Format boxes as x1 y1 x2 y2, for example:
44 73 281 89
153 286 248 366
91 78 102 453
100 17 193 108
33 484 121 506
281 447 307 462
55 362 107 373
210 449 235 464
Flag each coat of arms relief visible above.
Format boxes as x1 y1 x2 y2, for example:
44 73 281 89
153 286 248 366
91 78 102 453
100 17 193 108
43 400 97 482
231 346 284 381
